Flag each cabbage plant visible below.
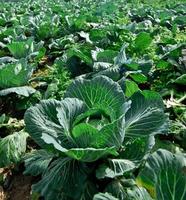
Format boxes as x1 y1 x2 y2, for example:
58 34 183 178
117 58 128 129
24 75 168 200
7 38 45 60
0 59 35 97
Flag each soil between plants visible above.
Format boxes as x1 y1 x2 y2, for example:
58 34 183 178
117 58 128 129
0 175 32 200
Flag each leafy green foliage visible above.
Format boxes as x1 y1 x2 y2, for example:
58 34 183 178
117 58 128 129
125 91 168 137
24 75 168 199
96 159 136 179
124 80 140 97
93 193 118 200
137 149 186 200
0 59 34 89
105 179 153 200
8 39 45 60
133 32 152 52
0 131 28 168
24 150 54 176
0 0 185 199
0 86 36 97
32 158 89 200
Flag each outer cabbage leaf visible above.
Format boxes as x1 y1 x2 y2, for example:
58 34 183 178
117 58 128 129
133 32 152 52
137 149 186 200
96 50 118 63
124 187 153 200
24 150 54 176
65 75 125 120
24 98 85 151
0 131 28 167
114 44 128 67
0 86 36 97
7 39 33 59
120 136 155 163
96 159 136 179
0 59 34 89
106 179 153 200
124 79 140 98
92 67 120 82
125 91 168 137
7 38 45 60
32 158 89 200
93 193 119 200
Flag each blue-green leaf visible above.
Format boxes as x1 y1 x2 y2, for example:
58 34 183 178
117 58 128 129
0 131 28 167
0 86 36 97
24 150 54 176
137 149 186 200
65 76 125 120
125 91 168 137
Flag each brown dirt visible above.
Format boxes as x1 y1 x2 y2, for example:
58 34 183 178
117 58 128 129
0 175 32 200
0 186 7 200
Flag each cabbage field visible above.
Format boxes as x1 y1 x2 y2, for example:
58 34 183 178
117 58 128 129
0 0 186 199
